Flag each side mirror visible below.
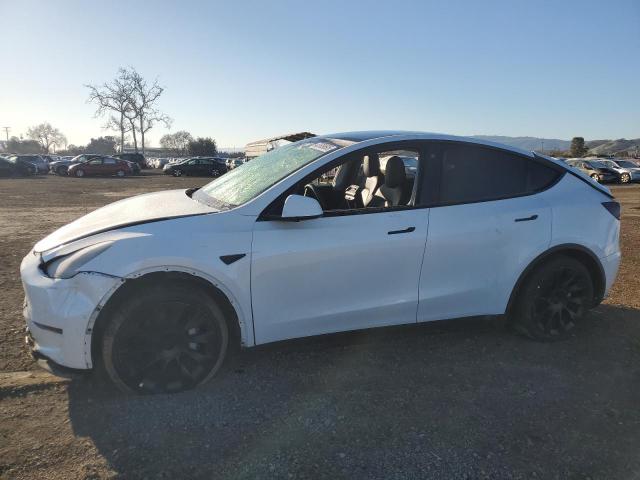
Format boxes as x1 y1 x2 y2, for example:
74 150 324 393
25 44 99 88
280 194 323 221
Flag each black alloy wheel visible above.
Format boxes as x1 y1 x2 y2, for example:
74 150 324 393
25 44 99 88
102 285 229 394
513 256 593 341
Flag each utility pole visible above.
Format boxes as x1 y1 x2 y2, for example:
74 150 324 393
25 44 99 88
2 126 9 142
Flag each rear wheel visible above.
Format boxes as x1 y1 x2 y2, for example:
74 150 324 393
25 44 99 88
512 256 593 341
116 169 126 177
75 169 85 178
101 284 229 394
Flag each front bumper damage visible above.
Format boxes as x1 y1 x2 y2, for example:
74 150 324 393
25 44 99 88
21 251 123 370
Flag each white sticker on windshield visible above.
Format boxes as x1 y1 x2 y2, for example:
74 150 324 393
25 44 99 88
306 142 338 153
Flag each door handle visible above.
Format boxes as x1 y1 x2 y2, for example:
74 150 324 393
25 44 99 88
514 214 538 222
388 227 415 235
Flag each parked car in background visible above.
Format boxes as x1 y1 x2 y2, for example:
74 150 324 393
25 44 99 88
163 157 228 177
565 159 620 183
0 156 37 176
229 158 244 169
50 154 102 175
7 154 48 174
41 155 60 164
67 156 133 177
122 160 141 175
21 131 620 394
611 159 640 181
114 153 146 169
597 159 639 183
154 158 170 168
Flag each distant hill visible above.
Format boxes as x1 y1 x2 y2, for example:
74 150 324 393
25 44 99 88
472 136 570 152
472 135 640 156
586 139 640 156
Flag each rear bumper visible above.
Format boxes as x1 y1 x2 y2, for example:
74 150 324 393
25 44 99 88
600 250 621 299
20 251 122 370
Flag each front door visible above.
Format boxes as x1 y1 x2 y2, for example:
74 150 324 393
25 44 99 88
251 209 429 344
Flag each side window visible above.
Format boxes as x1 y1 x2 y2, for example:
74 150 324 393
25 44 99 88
104 158 117 164
188 159 197 165
438 144 558 204
88 158 102 165
527 161 561 191
262 144 422 218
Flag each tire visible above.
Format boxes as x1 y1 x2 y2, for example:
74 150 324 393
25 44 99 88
210 169 220 177
116 169 126 177
590 173 599 182
56 166 68 176
101 283 229 394
620 173 630 184
512 256 594 341
173 169 182 177
75 169 85 178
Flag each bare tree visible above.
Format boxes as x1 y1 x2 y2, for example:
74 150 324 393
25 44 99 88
86 68 136 153
26 123 67 153
127 69 172 155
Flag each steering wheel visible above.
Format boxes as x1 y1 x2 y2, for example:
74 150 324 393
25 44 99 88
303 183 327 210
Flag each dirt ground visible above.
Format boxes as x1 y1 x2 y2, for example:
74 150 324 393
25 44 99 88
0 172 639 479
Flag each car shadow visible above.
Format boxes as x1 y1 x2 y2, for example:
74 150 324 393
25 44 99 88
67 304 640 479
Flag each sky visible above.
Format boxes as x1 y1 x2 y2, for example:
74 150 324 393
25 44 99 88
0 0 638 149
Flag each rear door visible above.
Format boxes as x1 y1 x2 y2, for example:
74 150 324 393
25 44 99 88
103 157 121 174
417 142 560 321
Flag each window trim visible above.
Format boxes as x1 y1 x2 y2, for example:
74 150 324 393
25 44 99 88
426 140 566 208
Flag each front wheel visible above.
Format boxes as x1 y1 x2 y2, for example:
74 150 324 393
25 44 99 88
116 169 126 177
75 169 85 178
590 173 599 182
101 284 229 394
512 256 594 341
173 169 182 177
620 173 630 184
56 166 68 176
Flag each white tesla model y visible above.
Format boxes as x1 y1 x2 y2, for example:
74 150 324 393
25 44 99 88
21 132 621 393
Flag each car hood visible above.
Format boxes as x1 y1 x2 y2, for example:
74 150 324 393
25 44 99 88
34 189 217 253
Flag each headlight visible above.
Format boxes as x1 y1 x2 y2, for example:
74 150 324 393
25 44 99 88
45 242 113 279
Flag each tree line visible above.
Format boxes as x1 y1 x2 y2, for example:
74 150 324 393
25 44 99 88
4 66 224 157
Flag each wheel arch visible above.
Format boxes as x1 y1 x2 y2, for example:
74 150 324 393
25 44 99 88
88 268 250 368
506 243 606 316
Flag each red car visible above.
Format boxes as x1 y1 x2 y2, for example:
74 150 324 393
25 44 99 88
67 156 133 177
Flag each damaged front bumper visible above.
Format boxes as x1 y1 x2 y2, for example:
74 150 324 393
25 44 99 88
20 251 123 370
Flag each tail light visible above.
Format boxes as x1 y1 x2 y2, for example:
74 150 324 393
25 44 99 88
602 201 621 220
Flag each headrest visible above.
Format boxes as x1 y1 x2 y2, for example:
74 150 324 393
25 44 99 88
384 156 406 188
363 154 380 177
